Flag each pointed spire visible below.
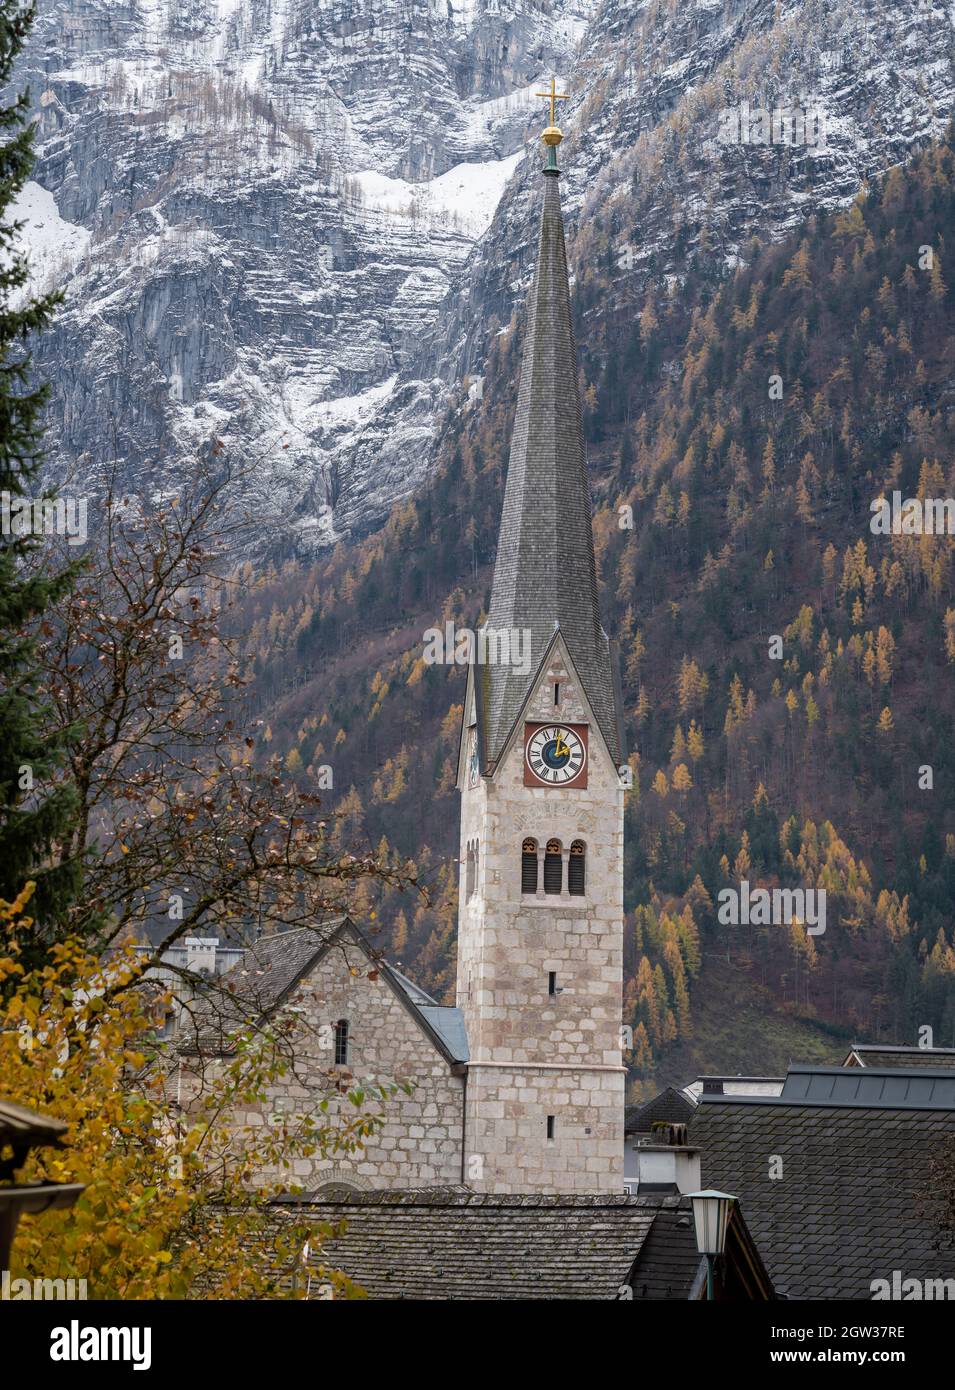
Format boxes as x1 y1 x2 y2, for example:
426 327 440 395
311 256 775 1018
481 104 623 768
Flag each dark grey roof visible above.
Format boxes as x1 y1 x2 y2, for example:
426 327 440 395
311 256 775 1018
692 1070 955 1299
628 1204 702 1300
778 1065 955 1110
0 1100 70 1183
625 1086 697 1136
418 1005 470 1063
176 919 468 1065
275 1190 704 1300
0 1099 68 1147
846 1044 955 1070
482 164 623 768
388 966 437 1007
177 923 342 1053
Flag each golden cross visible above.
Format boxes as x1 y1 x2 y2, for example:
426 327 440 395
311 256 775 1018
535 76 568 128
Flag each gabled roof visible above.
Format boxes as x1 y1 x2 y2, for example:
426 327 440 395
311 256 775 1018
176 919 468 1065
274 1188 773 1301
482 159 622 768
844 1043 955 1070
692 1066 955 1299
625 1086 697 1136
273 1190 703 1300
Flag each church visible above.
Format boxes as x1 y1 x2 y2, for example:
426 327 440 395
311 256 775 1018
177 88 628 1198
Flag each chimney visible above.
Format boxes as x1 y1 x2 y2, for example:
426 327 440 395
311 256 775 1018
184 937 218 976
633 1123 702 1194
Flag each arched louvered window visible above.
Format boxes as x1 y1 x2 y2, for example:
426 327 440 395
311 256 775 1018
334 1019 349 1066
544 839 563 895
569 840 586 895
521 838 538 894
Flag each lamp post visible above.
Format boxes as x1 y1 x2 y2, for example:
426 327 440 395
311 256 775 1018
688 1189 736 1301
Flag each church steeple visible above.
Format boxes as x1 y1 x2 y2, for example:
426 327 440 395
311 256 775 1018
454 91 625 1196
482 94 623 771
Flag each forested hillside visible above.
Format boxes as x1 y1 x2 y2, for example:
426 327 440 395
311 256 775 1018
228 130 955 1095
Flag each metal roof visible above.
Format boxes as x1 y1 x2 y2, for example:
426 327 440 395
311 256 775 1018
418 1006 469 1063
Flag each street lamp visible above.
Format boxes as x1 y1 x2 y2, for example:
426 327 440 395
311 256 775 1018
688 1189 736 1301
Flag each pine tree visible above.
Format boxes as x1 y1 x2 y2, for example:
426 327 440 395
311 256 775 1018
0 2 81 934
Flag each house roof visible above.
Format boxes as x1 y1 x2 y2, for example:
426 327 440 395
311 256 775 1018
844 1044 955 1070
0 1100 70 1184
482 158 623 769
779 1064 955 1110
692 1067 955 1299
0 1099 67 1149
625 1086 697 1136
274 1190 714 1300
176 919 468 1065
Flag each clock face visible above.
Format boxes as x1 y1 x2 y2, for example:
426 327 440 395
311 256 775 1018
524 724 587 787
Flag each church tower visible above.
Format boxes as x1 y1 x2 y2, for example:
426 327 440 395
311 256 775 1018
456 85 626 1194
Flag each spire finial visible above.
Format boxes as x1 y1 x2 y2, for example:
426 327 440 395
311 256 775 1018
535 76 568 166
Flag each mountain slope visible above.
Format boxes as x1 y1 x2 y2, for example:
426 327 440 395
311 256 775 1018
17 0 592 540
233 129 955 1093
15 0 955 550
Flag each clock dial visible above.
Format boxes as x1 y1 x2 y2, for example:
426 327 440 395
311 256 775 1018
525 724 586 786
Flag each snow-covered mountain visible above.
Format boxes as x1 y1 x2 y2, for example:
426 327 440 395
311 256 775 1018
13 0 955 547
15 0 591 544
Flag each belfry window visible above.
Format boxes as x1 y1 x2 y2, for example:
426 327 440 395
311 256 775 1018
544 839 562 895
569 840 586 896
521 838 538 894
334 1019 349 1066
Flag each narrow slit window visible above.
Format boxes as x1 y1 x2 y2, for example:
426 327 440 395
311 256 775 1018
548 971 557 996
544 839 562 895
569 840 586 896
554 682 560 706
546 1115 556 1140
334 1019 349 1066
521 838 538 894
466 840 477 900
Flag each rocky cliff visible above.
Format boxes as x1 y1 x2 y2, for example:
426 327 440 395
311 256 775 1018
13 0 955 547
16 0 591 543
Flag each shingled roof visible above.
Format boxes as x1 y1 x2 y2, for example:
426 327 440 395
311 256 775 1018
273 1188 774 1300
275 1190 701 1300
845 1043 955 1070
625 1086 697 1136
176 919 468 1064
692 1066 955 1299
481 158 623 768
